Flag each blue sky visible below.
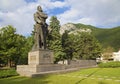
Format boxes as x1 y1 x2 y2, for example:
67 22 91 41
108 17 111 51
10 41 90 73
0 0 120 36
25 0 37 3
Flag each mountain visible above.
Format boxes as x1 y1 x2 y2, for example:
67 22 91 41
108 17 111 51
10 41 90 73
60 23 120 51
60 23 76 34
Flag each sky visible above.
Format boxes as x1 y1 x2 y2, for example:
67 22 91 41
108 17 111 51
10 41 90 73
0 0 120 36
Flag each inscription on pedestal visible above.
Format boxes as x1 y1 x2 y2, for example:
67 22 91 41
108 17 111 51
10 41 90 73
30 56 36 61
28 50 54 65
43 53 50 58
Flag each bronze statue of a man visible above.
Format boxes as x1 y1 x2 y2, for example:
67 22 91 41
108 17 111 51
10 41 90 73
32 5 48 50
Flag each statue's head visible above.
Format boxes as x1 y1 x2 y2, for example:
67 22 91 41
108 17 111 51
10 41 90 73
37 5 43 12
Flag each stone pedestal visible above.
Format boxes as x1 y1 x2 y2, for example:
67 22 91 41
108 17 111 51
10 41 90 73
17 49 97 77
28 49 54 65
17 49 65 76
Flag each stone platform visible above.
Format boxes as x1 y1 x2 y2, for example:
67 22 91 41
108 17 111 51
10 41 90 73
17 65 97 77
17 49 97 77
17 49 65 77
17 64 65 77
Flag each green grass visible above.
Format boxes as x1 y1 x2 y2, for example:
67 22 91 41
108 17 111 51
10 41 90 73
0 68 120 84
98 61 120 68
0 69 18 78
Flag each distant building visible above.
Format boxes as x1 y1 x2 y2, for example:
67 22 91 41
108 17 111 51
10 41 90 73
96 49 120 62
113 50 120 61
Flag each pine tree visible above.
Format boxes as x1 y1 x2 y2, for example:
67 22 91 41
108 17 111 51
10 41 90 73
47 16 65 63
73 32 102 60
62 31 102 60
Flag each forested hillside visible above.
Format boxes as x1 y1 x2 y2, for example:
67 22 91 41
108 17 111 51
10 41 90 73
73 23 120 51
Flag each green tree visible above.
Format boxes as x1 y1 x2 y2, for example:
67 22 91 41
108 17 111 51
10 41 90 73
77 32 102 60
0 25 26 67
62 31 76 64
17 35 34 65
49 16 60 32
47 16 65 63
102 46 114 60
62 31 102 61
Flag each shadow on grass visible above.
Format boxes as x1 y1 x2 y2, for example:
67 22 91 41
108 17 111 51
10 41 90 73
0 75 50 84
75 68 102 84
98 81 106 84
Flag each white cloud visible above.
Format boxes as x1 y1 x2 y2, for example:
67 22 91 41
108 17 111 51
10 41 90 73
58 0 120 28
0 2 38 35
37 0 67 11
0 0 67 36
0 0 27 11
0 0 120 36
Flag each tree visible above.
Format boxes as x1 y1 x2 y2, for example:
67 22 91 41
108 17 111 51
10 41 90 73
102 46 114 60
62 31 102 61
18 36 34 64
49 16 60 32
77 32 102 60
62 31 76 64
47 16 65 62
0 25 26 67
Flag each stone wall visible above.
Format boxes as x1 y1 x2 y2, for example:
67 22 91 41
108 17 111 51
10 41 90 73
17 60 97 77
65 60 97 69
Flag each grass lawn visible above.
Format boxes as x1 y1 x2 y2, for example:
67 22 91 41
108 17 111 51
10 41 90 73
0 68 120 84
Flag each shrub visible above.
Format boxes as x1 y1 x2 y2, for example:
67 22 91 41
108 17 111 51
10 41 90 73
98 61 120 68
0 69 18 78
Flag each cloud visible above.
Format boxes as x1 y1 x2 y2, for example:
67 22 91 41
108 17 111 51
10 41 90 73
0 0 67 36
0 2 37 36
0 0 120 36
57 0 120 28
0 0 27 11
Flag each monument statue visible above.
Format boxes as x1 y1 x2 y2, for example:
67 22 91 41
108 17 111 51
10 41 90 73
32 5 48 50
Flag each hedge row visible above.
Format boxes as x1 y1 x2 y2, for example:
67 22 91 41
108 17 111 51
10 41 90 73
98 61 120 68
0 69 18 78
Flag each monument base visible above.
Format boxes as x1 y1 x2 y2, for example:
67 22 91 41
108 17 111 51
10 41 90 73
17 64 65 77
17 49 65 77
28 49 54 65
17 49 97 77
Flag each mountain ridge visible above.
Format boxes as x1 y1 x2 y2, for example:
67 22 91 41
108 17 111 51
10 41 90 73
60 23 120 51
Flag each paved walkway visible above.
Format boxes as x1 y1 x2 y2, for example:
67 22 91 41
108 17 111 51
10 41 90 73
60 74 120 82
